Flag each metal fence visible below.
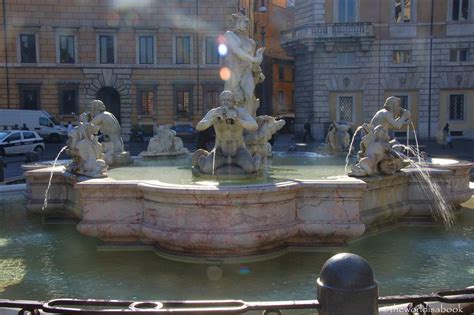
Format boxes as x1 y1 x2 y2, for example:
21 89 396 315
0 254 473 314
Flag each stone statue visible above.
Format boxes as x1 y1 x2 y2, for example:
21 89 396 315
244 115 285 160
223 11 265 117
370 96 411 133
349 124 410 177
88 100 131 166
349 96 414 177
192 90 261 175
140 125 189 157
66 116 107 178
326 122 351 153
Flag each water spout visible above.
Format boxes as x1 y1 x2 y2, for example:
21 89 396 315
211 148 216 176
345 126 363 175
41 146 68 211
410 121 421 163
392 149 455 228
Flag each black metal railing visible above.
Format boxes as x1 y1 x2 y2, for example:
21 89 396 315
0 288 473 314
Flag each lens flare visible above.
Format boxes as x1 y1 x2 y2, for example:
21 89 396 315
219 67 231 81
105 12 120 27
239 266 250 275
218 44 228 56
206 266 223 281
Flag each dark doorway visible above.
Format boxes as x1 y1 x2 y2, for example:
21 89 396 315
96 87 121 122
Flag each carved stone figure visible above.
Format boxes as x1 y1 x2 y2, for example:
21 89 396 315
192 90 261 175
349 96 414 177
66 119 107 178
370 96 411 133
244 115 285 160
140 125 189 157
326 122 351 153
349 124 409 177
223 11 265 117
89 100 131 166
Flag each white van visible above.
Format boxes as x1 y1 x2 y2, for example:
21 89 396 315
0 109 67 142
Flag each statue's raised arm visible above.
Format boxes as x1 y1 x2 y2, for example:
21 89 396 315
370 96 411 131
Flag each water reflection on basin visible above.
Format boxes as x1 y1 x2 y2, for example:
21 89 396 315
107 152 351 185
0 196 473 301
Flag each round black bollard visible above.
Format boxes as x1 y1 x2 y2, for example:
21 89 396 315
317 253 378 315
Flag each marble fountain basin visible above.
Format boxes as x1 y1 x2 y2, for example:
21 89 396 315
24 153 473 261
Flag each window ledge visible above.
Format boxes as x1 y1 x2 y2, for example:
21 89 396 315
333 65 360 69
446 61 472 66
389 64 417 68
447 20 472 24
138 115 155 119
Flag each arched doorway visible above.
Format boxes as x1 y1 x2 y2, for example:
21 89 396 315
96 87 121 123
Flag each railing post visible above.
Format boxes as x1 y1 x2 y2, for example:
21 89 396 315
317 253 379 315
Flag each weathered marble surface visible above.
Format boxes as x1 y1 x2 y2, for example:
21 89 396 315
140 125 189 157
25 160 473 258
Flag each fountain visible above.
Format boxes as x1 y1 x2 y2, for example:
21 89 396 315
325 121 351 154
192 90 263 177
139 125 189 157
22 15 473 261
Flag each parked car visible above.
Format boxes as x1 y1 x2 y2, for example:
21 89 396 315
171 124 198 140
0 109 67 142
0 130 45 156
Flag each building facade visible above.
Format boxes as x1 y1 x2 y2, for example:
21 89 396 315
0 0 295 138
0 0 239 137
282 0 474 140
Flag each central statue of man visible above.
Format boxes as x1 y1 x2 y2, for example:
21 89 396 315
192 90 262 175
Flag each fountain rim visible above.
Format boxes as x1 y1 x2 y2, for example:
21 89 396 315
23 157 473 189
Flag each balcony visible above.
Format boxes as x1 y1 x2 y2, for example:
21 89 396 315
281 22 374 52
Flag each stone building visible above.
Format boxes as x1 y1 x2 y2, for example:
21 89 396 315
240 0 295 118
0 0 239 137
282 0 474 140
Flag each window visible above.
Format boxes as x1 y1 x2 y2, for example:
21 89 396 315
19 85 40 110
39 117 52 127
278 90 285 111
338 96 354 122
337 0 357 22
205 36 219 64
449 49 469 62
452 0 469 20
23 132 36 139
5 133 21 142
58 86 78 115
449 94 464 120
59 35 75 63
393 50 411 64
395 0 411 23
99 35 115 64
204 88 220 110
138 36 154 64
137 87 155 116
278 64 285 81
20 34 37 63
175 36 191 64
336 52 356 66
395 95 409 110
175 86 193 117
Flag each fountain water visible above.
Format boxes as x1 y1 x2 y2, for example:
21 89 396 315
41 145 68 211
21 20 473 261
344 125 363 174
392 149 455 228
